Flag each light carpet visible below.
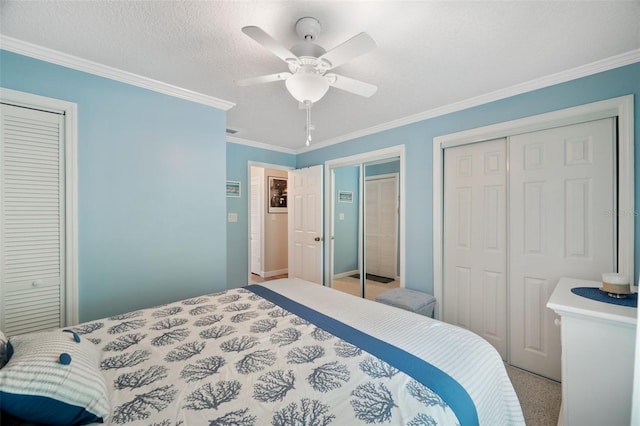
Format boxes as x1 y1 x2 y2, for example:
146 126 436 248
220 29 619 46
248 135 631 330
506 364 562 426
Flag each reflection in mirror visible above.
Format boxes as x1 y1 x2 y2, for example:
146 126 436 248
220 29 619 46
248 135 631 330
363 159 400 300
331 165 363 297
330 157 401 300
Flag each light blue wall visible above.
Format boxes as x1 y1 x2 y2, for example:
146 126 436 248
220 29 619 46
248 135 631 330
333 166 360 275
366 160 400 177
4 48 637 320
298 62 640 296
225 143 296 288
1 50 228 322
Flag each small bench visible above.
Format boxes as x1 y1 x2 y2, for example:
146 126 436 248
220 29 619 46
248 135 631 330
375 288 436 317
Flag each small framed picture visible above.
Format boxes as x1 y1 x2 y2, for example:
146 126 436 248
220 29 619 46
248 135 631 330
268 176 288 213
338 190 353 203
226 181 241 197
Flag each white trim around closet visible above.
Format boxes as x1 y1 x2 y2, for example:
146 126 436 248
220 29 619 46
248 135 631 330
432 95 635 320
0 87 79 326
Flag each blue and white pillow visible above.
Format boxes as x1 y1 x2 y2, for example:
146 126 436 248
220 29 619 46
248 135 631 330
0 330 110 425
0 330 7 368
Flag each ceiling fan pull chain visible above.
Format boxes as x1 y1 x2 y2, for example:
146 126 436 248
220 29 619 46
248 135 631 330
305 101 312 146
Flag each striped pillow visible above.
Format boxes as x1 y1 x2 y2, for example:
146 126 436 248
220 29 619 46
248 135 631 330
0 330 110 425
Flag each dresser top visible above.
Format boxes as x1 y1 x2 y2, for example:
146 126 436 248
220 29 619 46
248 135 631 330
547 277 637 326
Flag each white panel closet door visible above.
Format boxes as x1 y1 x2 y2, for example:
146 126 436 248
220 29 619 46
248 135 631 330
509 118 615 381
443 138 508 358
365 176 398 280
0 103 66 336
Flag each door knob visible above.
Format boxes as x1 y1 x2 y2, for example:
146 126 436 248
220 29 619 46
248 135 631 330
314 237 322 241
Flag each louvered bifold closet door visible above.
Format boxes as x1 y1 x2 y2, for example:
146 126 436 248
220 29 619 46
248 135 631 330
0 103 65 336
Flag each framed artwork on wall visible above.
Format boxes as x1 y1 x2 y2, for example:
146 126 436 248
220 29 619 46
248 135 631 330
338 190 353 203
226 180 241 197
268 176 288 213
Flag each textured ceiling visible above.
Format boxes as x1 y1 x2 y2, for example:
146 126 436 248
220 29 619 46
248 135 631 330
1 1 639 152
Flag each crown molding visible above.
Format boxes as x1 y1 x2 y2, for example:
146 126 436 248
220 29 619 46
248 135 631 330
227 136 297 155
301 48 640 153
3 34 637 153
0 35 235 111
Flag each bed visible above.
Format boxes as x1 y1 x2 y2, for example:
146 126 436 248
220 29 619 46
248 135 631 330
0 278 524 425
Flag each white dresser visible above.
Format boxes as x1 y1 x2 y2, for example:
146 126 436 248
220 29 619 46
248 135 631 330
547 277 637 426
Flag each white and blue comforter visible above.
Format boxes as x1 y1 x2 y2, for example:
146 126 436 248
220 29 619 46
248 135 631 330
72 278 524 425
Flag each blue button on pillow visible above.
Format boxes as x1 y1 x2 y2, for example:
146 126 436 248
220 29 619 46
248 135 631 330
0 330 110 425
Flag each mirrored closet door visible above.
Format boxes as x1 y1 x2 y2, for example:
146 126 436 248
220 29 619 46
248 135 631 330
331 164 362 296
327 148 403 301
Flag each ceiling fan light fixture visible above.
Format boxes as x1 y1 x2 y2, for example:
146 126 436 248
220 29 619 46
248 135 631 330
238 18 378 146
285 70 329 103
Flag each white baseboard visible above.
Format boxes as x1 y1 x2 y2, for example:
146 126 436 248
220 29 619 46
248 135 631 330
263 269 288 278
557 402 563 426
333 270 359 279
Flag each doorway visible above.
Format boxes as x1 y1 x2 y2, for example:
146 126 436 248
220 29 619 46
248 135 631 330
247 163 292 285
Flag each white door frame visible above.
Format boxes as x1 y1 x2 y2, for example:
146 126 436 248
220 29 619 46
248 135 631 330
0 87 79 326
324 145 406 289
246 161 293 284
432 95 635 320
249 167 263 276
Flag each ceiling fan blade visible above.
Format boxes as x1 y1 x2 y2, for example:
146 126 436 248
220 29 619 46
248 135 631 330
235 72 291 86
326 73 377 97
317 32 376 70
242 26 299 64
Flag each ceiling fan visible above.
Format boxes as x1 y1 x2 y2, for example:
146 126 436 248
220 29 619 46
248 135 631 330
235 17 378 105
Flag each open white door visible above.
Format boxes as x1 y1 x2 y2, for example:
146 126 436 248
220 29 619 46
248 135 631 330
288 165 323 284
249 169 262 275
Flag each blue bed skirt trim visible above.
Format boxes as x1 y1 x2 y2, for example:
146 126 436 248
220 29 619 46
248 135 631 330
247 284 479 426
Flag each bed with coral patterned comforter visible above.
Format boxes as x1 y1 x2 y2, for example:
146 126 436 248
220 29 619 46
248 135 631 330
22 278 524 425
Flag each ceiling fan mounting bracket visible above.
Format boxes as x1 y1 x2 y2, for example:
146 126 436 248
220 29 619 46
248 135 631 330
295 17 321 41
